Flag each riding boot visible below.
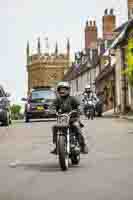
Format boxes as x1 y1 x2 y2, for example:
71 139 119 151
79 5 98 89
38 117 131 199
73 124 88 154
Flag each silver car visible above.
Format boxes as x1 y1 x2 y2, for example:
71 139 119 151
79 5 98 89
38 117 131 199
0 85 11 126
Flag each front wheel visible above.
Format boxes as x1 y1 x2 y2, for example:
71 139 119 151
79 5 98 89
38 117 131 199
58 135 69 171
90 109 94 120
85 110 90 119
25 115 30 123
71 154 80 165
2 111 10 126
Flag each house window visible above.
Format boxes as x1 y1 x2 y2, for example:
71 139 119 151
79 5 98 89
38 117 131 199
76 79 79 92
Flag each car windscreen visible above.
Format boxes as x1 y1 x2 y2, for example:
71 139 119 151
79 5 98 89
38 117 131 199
31 90 56 100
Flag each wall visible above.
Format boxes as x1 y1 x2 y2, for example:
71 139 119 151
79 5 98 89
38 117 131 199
69 68 96 100
115 48 122 112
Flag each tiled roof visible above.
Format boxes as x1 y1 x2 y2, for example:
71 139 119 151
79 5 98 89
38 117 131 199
113 19 133 48
114 21 128 33
63 55 91 80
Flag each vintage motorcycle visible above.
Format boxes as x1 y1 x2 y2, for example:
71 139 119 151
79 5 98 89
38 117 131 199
83 98 95 120
55 110 81 171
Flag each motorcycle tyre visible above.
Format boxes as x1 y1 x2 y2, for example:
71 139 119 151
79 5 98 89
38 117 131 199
58 135 69 171
90 109 94 120
71 153 80 165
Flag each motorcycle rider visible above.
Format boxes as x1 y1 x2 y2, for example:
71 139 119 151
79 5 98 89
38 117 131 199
83 84 98 113
83 84 97 100
51 81 88 154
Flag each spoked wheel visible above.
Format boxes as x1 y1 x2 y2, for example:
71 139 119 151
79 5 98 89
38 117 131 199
58 135 69 171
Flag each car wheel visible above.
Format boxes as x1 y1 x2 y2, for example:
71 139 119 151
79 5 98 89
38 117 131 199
8 112 12 124
2 112 10 126
25 115 30 123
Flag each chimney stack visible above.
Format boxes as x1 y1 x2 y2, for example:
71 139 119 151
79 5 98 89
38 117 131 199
102 9 116 41
85 20 98 50
128 0 133 19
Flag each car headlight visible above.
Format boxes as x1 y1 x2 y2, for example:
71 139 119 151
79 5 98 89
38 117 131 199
0 100 6 108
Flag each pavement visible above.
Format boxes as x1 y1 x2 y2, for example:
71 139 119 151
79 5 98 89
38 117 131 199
103 109 133 121
0 117 133 200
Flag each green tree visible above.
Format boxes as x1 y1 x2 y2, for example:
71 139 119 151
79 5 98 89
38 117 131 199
124 38 133 86
124 64 133 86
11 104 22 120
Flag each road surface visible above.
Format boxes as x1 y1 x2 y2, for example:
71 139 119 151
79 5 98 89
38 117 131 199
0 117 133 200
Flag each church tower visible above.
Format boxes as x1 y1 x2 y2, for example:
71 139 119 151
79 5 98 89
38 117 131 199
26 38 70 93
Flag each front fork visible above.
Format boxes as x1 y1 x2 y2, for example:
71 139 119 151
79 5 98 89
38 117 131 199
66 129 70 154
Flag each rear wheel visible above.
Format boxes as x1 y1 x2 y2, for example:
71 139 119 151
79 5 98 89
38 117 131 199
58 135 69 171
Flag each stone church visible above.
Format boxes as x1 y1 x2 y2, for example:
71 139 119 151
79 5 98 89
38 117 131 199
26 38 70 94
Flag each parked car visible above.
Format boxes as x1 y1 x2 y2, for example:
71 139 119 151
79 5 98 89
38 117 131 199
0 85 12 126
22 87 56 122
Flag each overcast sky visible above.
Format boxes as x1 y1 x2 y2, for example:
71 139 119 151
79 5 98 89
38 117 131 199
0 0 128 104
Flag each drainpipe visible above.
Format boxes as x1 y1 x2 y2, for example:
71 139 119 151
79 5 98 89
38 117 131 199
121 46 127 114
113 69 116 113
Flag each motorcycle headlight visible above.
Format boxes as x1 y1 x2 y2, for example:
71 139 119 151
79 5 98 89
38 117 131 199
88 101 92 105
57 116 69 126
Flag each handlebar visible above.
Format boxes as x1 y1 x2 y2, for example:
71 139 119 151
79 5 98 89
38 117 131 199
56 110 78 116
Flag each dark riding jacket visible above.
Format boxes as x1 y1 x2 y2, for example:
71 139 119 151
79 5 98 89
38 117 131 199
52 96 80 113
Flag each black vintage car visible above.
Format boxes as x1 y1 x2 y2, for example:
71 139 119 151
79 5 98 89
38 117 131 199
22 87 56 122
0 85 11 126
